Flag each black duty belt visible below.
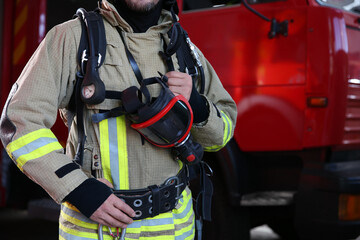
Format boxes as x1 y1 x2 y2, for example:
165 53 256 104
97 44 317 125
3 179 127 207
112 166 189 220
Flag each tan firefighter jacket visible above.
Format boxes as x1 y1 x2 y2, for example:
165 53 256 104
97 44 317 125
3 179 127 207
0 0 236 214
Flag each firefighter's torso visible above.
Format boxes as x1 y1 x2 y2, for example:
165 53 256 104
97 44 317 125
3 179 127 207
63 5 182 190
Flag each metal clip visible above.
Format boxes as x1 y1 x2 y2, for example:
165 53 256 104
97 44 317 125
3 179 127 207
185 66 198 79
203 162 214 177
98 225 126 240
98 224 104 240
165 176 182 200
186 37 202 68
97 53 102 67
80 49 88 75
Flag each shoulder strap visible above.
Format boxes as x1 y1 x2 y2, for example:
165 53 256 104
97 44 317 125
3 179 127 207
165 23 206 95
76 8 107 105
69 8 107 166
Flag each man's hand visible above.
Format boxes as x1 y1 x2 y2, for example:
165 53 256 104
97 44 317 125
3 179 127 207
165 71 192 101
90 178 135 228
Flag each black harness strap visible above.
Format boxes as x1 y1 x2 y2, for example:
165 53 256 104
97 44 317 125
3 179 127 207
116 28 144 85
165 22 205 95
72 8 106 166
77 8 107 105
159 35 175 72
73 74 86 166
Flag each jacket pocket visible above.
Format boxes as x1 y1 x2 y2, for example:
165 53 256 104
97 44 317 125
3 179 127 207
82 143 94 177
103 42 123 67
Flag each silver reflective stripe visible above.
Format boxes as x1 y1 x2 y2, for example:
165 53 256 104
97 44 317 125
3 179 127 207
59 189 195 239
108 117 121 190
59 229 95 240
11 137 58 160
175 227 195 240
99 116 129 190
61 203 93 224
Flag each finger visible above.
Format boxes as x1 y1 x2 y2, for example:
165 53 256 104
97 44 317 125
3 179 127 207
168 76 192 91
167 77 192 89
168 85 183 95
90 195 133 228
99 212 129 229
90 208 125 228
108 209 134 227
113 196 136 219
165 71 186 78
168 85 192 100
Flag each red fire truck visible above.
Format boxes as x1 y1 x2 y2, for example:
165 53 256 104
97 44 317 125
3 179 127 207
1 0 360 239
178 0 360 239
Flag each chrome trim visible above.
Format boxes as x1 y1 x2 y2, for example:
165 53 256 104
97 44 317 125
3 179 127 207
315 0 360 14
349 78 360 85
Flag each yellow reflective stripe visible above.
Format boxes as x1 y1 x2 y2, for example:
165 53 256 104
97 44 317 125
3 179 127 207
117 116 129 189
174 189 190 214
7 128 58 152
126 213 174 234
100 116 129 190
63 201 81 213
204 111 233 152
221 111 232 144
138 224 174 232
174 199 192 225
132 236 174 240
99 119 113 185
6 128 62 170
60 189 194 239
175 221 195 239
61 208 97 230
16 142 63 169
178 160 183 172
60 223 98 239
174 207 193 226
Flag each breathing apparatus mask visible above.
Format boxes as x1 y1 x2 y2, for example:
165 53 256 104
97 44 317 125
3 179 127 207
92 75 203 165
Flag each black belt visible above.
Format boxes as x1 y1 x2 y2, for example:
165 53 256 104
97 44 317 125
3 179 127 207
112 166 189 220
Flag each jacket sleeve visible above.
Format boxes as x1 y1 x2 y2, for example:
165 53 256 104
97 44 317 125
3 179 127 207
0 21 112 216
190 47 237 152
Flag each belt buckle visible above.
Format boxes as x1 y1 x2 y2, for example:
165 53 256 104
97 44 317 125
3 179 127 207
165 176 184 201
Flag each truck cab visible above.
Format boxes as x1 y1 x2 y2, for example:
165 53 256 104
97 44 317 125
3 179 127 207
178 0 360 239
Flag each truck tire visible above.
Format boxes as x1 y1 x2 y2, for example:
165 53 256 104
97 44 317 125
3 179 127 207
199 154 251 240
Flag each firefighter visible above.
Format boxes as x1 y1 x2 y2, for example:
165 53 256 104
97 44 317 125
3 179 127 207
0 0 237 239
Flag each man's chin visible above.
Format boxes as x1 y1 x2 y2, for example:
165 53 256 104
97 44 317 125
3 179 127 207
125 0 159 12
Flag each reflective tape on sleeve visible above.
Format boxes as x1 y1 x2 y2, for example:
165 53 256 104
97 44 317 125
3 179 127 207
204 111 233 152
6 128 63 170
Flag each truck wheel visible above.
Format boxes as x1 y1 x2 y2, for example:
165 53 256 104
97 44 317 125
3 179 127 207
199 155 251 240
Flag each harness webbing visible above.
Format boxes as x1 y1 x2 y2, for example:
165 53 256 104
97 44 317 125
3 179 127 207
72 9 106 166
116 28 144 85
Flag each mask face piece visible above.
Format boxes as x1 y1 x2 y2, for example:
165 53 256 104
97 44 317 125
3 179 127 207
91 75 203 165
131 95 193 148
127 78 203 165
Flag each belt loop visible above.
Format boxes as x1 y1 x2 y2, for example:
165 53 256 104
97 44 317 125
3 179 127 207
148 185 161 217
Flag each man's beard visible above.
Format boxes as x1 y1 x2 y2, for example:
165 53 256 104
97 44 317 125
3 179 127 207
123 0 160 12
